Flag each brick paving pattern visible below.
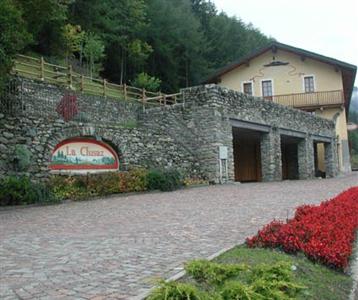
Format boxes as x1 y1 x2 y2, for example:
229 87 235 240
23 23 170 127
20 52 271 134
1 174 358 299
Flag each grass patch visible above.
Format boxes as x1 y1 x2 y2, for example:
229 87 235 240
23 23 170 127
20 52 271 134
201 245 352 300
149 245 353 299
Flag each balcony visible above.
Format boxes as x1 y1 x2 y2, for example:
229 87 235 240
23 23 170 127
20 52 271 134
270 90 344 109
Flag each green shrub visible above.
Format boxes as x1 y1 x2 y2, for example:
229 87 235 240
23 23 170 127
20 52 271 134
249 262 292 283
146 169 165 190
34 182 58 205
14 144 31 171
162 169 183 191
149 260 306 300
87 173 121 195
49 175 89 201
251 278 304 300
50 169 150 200
131 72 161 92
249 263 305 299
0 176 33 205
146 169 183 191
185 260 247 285
49 168 183 201
220 281 263 300
118 169 148 193
0 176 57 206
147 281 212 300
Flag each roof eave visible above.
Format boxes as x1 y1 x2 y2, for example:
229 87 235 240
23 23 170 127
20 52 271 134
204 42 357 87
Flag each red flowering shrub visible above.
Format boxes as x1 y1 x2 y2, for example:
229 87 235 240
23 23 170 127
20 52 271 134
247 187 358 269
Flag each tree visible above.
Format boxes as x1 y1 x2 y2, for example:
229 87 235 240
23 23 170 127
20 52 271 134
191 0 217 35
128 39 153 70
0 0 31 89
190 0 272 75
144 0 272 92
83 32 105 78
145 0 207 91
63 24 85 63
1 0 272 93
349 130 358 155
131 72 161 92
69 0 149 83
349 110 358 124
15 0 72 55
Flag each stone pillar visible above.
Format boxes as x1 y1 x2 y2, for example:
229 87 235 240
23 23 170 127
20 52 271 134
325 140 338 178
260 129 282 181
341 139 351 173
297 136 315 179
194 107 234 184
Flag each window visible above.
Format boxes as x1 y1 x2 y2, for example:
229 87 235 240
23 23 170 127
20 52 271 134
261 80 273 100
243 82 253 96
304 76 315 93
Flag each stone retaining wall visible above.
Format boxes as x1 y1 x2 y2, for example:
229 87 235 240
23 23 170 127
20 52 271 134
0 114 198 180
0 79 199 180
0 79 338 182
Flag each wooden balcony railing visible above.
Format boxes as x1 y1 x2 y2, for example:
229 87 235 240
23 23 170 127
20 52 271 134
271 90 344 108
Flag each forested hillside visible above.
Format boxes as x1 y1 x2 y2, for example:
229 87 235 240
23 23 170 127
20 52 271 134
0 0 272 92
349 87 358 114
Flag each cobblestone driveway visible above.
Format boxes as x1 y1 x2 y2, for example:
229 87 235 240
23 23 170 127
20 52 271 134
1 174 357 299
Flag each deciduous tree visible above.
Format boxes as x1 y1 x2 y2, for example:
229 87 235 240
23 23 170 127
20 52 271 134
83 32 105 78
0 0 31 89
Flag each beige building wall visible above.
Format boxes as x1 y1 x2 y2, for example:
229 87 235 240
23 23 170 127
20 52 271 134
218 49 343 96
315 107 350 173
217 48 351 173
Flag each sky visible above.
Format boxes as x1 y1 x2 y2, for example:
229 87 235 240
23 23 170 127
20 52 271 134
212 0 358 86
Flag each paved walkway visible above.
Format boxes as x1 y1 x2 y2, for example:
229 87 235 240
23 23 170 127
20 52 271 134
1 174 358 299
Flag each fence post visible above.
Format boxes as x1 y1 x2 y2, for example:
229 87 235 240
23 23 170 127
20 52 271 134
68 64 73 89
142 88 146 111
163 95 167 106
181 91 185 108
40 57 45 81
124 84 127 100
103 79 107 97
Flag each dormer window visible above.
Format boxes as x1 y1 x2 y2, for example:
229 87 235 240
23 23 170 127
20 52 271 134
304 76 315 93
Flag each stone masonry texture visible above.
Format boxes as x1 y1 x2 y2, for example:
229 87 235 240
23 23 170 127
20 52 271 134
0 78 338 182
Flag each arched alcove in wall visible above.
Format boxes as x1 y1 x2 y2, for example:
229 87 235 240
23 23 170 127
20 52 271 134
48 135 120 173
45 124 123 173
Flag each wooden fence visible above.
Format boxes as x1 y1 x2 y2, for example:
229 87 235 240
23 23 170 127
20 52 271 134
12 54 183 107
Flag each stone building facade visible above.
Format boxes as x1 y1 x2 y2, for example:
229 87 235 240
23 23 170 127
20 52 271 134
0 78 338 183
205 42 356 175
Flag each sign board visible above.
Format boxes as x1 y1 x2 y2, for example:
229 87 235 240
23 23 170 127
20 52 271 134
219 146 228 160
49 138 119 172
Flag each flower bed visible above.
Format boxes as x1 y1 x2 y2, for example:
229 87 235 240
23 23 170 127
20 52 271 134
246 187 358 269
0 169 190 206
50 168 184 201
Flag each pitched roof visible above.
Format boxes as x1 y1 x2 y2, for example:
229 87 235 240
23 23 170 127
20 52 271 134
204 42 357 110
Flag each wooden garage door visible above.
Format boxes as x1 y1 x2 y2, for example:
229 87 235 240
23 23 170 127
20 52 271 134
234 138 262 182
